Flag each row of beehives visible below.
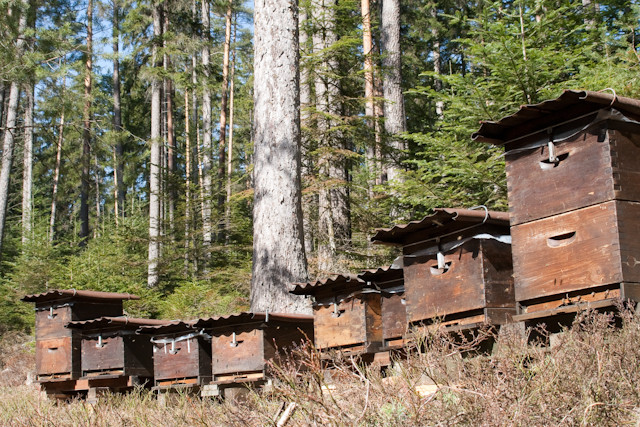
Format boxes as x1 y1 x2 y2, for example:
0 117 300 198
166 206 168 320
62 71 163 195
22 89 640 399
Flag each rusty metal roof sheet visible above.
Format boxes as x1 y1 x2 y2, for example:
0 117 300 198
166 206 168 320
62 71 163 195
290 274 365 295
136 320 197 335
472 90 640 145
66 316 169 330
371 208 509 246
22 289 139 303
358 266 403 284
193 312 314 329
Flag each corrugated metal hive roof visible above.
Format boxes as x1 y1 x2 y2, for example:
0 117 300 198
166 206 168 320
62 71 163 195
22 289 140 303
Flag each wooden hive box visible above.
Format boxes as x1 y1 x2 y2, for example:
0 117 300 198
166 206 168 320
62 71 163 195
193 313 313 386
66 317 168 380
21 290 138 381
473 90 640 318
372 208 515 330
358 267 406 350
291 275 382 354
137 321 212 388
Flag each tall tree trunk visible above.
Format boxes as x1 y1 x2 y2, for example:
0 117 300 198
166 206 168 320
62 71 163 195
93 153 101 238
431 6 444 118
22 83 34 246
361 0 377 191
217 0 232 241
148 3 163 287
50 110 64 242
201 0 213 252
251 0 310 313
225 17 236 245
0 0 28 256
184 88 192 272
164 9 175 235
112 0 125 222
80 0 93 244
313 0 350 274
299 2 315 258
381 0 406 182
0 83 4 143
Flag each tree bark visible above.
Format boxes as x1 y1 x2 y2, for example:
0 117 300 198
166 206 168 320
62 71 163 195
22 83 34 246
80 0 93 244
381 0 406 182
148 3 162 287
361 0 377 191
184 88 192 272
299 3 315 257
217 0 232 241
251 0 310 313
313 0 350 273
201 0 213 252
0 0 28 256
164 9 175 235
112 0 125 221
225 16 236 245
50 110 64 243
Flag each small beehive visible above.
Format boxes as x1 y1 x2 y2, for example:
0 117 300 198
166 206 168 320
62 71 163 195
473 90 640 318
137 321 212 388
358 267 406 349
372 208 515 329
193 313 313 386
66 317 168 380
291 275 382 354
21 289 138 381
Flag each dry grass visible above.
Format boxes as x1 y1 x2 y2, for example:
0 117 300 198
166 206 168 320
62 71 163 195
2 308 640 426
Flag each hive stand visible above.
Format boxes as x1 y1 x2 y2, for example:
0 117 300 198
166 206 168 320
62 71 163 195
21 289 139 399
291 275 383 359
66 316 168 401
372 208 515 335
137 321 212 400
473 90 640 324
357 266 406 366
193 312 314 400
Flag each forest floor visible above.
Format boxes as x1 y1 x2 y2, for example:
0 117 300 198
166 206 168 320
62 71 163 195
2 308 640 426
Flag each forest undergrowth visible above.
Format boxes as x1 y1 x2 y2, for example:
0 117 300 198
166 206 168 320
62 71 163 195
1 307 640 426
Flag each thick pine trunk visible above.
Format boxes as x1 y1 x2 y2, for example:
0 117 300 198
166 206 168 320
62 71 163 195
201 0 213 252
251 0 310 313
148 3 162 287
184 88 192 272
22 83 34 245
0 0 28 256
381 0 406 182
80 0 93 244
299 4 315 257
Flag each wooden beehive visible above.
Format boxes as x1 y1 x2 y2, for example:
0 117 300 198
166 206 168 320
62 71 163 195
372 208 515 330
66 317 167 380
21 290 138 381
193 313 313 386
358 267 406 350
473 90 640 318
473 90 640 226
137 321 212 388
291 275 382 354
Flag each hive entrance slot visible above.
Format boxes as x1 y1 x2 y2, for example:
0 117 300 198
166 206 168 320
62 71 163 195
430 262 452 276
539 152 569 170
547 231 577 247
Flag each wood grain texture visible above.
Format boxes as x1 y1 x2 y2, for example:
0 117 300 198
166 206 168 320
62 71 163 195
381 293 406 342
511 201 623 302
153 337 211 383
506 128 615 225
36 337 78 376
404 240 485 322
211 328 265 376
81 336 125 373
314 297 372 350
